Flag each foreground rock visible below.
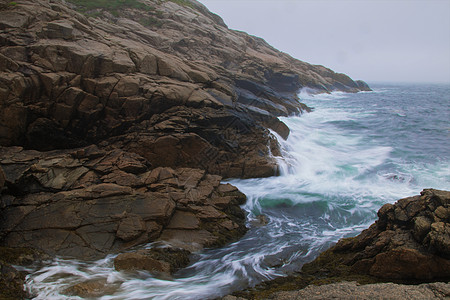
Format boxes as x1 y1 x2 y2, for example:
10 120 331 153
236 189 450 299
264 281 450 300
319 188 450 281
0 146 247 259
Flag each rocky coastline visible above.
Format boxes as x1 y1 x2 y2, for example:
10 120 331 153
232 189 450 299
4 0 446 299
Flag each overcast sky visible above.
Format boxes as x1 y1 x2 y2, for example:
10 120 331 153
198 0 450 84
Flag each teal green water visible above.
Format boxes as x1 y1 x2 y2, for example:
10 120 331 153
25 84 450 299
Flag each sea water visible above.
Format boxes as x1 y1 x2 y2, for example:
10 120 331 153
24 83 450 299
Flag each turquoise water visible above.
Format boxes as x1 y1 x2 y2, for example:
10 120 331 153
25 83 450 299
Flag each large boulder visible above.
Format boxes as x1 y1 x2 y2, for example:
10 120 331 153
114 247 190 275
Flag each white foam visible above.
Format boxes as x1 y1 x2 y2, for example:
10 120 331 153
298 88 349 101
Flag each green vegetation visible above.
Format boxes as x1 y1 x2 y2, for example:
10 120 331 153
8 1 17 6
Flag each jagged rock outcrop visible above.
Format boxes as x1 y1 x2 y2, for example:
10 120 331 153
321 188 450 281
235 189 450 299
0 146 247 259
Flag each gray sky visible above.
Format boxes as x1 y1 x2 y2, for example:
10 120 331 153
198 0 450 84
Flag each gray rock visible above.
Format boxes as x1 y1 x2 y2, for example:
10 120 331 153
269 281 450 300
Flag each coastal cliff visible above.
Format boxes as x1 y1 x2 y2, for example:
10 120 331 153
0 0 370 180
0 0 375 298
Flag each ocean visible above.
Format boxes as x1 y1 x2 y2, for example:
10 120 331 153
24 83 450 299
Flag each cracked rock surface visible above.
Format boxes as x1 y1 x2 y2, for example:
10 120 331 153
0 145 246 259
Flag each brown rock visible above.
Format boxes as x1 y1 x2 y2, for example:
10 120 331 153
268 281 450 300
114 251 171 274
191 205 226 220
315 189 450 282
166 210 200 230
370 248 450 280
158 229 217 252
101 170 143 187
0 165 5 189
426 222 450 256
0 146 248 259
0 262 27 299
414 216 432 242
116 215 146 242
114 248 190 275
44 20 75 40
157 57 190 81
129 193 176 221
64 279 119 298
0 0 369 265
114 76 140 97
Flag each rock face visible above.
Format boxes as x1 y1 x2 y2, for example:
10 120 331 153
0 0 369 179
325 189 450 281
0 146 246 259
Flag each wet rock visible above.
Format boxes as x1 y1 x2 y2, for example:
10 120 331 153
158 229 218 252
63 279 120 298
306 189 450 281
0 246 48 266
115 214 147 242
114 247 190 275
251 215 269 227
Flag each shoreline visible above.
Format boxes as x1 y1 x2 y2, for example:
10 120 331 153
230 189 450 299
